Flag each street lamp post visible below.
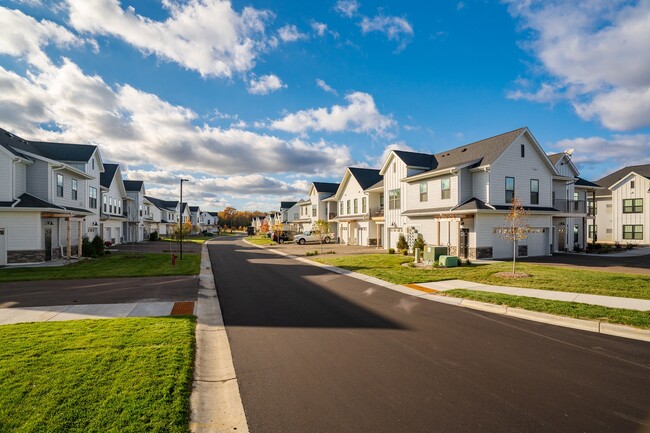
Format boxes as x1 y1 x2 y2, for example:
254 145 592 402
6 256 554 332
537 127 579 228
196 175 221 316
179 178 189 260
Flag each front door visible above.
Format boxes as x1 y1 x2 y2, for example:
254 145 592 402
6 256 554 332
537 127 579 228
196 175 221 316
558 224 565 251
44 227 52 261
460 228 469 258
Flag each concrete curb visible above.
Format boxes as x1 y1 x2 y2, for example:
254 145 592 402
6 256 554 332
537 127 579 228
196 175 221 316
190 242 249 433
243 239 650 343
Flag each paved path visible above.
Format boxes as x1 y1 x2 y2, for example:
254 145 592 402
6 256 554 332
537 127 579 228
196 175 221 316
413 279 650 311
211 236 650 433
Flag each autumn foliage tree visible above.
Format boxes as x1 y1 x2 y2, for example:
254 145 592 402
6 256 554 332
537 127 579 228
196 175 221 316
499 196 531 274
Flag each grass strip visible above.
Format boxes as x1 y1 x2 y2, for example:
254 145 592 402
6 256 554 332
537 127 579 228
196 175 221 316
442 289 650 329
0 252 200 282
245 235 276 246
0 317 195 433
313 254 650 299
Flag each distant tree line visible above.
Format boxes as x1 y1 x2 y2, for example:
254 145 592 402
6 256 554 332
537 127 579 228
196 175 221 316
218 206 267 230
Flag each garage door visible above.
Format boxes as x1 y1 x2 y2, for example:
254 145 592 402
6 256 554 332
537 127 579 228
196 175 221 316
492 231 512 259
526 228 549 257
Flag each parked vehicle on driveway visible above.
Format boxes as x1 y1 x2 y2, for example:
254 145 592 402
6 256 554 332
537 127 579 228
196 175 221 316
294 231 334 245
272 231 291 244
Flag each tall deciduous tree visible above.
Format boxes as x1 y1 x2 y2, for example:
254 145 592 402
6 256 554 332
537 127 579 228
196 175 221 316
499 196 531 274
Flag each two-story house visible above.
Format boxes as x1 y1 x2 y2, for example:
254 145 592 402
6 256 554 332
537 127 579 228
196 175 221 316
99 163 128 245
123 180 146 243
145 196 180 236
328 168 383 246
0 128 103 263
381 127 564 259
279 201 299 232
189 206 202 233
304 182 339 233
593 164 650 244
201 211 219 233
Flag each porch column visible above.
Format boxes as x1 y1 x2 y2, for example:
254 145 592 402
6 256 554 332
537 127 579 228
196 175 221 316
77 220 82 258
66 218 71 259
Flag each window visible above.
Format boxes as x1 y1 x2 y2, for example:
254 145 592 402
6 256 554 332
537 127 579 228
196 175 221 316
379 194 384 208
573 224 579 243
72 179 78 200
388 189 400 210
393 162 396 173
354 198 358 214
103 195 107 212
91 159 94 170
588 200 596 216
505 177 515 203
346 200 350 214
340 202 344 215
530 179 539 205
588 225 596 239
631 180 635 189
110 197 114 214
56 174 64 197
139 204 143 217
419 182 428 202
623 225 643 240
362 197 367 213
441 178 450 200
89 186 97 208
520 144 525 158
312 205 317 217
118 201 122 215
623 198 643 213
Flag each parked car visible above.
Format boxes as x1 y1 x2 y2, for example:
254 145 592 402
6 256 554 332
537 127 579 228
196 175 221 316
294 231 334 245
272 231 291 244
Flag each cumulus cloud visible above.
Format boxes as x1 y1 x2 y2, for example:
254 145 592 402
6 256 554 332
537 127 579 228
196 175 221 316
270 91 396 137
247 74 286 95
335 0 359 17
375 141 414 167
505 0 650 130
311 21 327 37
360 15 413 50
315 78 337 95
551 134 650 168
65 0 275 78
277 24 307 42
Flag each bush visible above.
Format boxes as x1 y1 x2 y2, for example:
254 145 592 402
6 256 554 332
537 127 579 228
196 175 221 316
388 248 395 254
91 235 105 257
402 249 408 256
81 236 93 257
413 237 425 251
396 234 408 252
149 230 159 241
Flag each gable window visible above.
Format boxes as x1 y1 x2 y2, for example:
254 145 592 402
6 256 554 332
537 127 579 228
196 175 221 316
340 202 344 215
419 182 428 202
392 162 396 173
362 197 367 213
623 225 643 240
346 200 350 214
505 177 515 203
530 179 539 205
521 144 525 158
56 174 64 197
354 198 358 214
312 205 317 217
623 198 643 213
89 186 97 208
91 159 94 170
388 189 400 210
441 178 451 200
631 180 635 189
72 179 78 200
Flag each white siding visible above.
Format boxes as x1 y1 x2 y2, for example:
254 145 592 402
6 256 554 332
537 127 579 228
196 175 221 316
471 170 489 203
459 168 472 203
405 175 458 210
611 174 649 243
14 162 27 196
26 159 50 200
0 152 13 201
475 213 552 258
383 155 408 231
0 212 41 250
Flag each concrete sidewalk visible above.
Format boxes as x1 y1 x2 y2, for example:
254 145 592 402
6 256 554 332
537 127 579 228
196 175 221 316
0 301 193 325
413 280 650 311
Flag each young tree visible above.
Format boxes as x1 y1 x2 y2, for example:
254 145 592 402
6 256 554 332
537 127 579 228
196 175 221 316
272 220 284 243
499 196 531 274
313 219 331 253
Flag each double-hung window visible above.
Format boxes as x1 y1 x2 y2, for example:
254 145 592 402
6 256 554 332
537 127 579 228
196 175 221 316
72 179 78 200
623 198 643 213
56 174 64 197
530 179 539 205
419 182 428 202
354 199 358 214
505 177 515 204
623 225 643 240
346 200 350 214
89 186 97 208
362 197 367 213
388 189 400 210
340 201 344 215
312 205 317 217
441 178 450 200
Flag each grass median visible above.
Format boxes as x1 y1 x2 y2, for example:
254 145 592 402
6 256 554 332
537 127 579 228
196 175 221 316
442 289 650 329
0 252 200 282
312 254 650 299
0 317 195 433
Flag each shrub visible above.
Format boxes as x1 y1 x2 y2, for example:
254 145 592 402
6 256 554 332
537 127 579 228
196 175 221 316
413 237 425 251
402 249 408 256
81 236 93 257
388 248 395 254
396 234 408 252
91 235 105 257
149 230 159 241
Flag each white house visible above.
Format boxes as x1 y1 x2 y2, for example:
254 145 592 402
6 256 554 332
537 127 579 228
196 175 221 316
0 127 103 264
99 163 128 245
302 182 339 233
201 211 219 233
189 206 202 233
123 180 146 242
145 196 179 236
593 164 650 244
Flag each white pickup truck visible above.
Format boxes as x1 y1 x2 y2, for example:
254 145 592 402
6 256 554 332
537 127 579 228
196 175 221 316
294 231 334 245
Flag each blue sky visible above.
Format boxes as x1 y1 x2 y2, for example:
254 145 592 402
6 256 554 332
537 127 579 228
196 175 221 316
1 0 649 211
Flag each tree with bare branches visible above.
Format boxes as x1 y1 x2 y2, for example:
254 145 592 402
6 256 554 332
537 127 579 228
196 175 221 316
499 196 531 274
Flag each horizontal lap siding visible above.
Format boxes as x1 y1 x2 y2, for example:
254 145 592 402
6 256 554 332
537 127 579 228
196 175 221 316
0 212 41 250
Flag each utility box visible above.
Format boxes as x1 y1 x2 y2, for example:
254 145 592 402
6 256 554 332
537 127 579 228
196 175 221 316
423 246 448 262
439 255 458 267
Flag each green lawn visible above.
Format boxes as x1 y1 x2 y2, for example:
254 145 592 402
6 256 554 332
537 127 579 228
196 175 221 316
313 254 650 299
0 253 200 282
160 235 215 244
443 289 650 329
245 235 276 246
0 317 195 433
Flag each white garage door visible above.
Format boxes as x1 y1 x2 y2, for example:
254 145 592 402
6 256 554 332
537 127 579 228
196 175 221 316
492 231 512 259
526 228 549 257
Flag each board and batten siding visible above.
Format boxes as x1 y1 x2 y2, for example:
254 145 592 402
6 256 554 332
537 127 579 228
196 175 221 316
458 168 473 204
26 159 50 200
490 135 553 207
0 212 41 250
611 174 649 243
0 151 13 201
337 175 365 217
383 155 409 230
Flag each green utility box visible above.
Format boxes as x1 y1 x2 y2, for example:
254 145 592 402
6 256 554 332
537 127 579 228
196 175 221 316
439 255 458 267
423 246 448 262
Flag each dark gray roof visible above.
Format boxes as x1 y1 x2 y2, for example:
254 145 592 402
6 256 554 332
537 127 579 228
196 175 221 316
0 130 31 160
123 180 144 192
145 195 178 210
451 198 494 211
313 182 340 193
575 177 601 188
393 150 435 168
595 164 650 196
366 179 384 190
1 193 64 210
349 167 383 190
208 211 219 217
0 127 96 162
181 203 188 213
280 201 297 209
491 204 558 212
189 206 200 212
100 163 119 188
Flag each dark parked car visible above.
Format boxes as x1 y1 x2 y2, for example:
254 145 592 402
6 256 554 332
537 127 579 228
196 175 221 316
272 231 291 244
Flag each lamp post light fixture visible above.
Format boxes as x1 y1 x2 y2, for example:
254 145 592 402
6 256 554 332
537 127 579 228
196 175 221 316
179 178 190 260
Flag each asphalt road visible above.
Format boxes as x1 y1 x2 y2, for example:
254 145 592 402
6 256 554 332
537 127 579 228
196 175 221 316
208 236 650 433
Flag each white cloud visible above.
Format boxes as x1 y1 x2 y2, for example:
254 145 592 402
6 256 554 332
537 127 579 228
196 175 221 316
277 24 307 42
270 91 396 137
315 78 337 95
551 134 650 168
359 15 413 51
505 0 650 130
375 141 414 167
311 21 327 37
247 74 286 95
66 0 275 78
507 82 563 104
335 0 359 17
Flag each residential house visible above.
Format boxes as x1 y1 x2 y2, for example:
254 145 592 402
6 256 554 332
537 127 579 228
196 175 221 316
0 128 103 263
189 206 202 233
145 196 179 236
294 200 311 232
303 182 339 233
380 127 564 259
99 163 128 245
123 180 146 242
278 201 299 232
201 211 219 233
593 164 650 244
328 168 383 246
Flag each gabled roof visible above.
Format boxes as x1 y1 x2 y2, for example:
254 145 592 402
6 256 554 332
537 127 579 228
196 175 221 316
181 203 188 213
349 167 383 190
393 150 436 169
0 193 63 210
123 180 144 192
0 127 97 163
451 197 495 211
189 206 200 212
595 164 650 194
280 201 298 209
100 163 119 188
312 182 340 194
575 177 602 188
145 195 178 211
